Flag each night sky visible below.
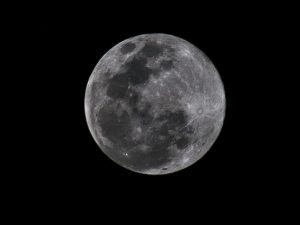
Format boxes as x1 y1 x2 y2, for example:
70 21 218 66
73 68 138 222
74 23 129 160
11 3 287 217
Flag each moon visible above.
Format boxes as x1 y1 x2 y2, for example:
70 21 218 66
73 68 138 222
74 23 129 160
85 33 225 175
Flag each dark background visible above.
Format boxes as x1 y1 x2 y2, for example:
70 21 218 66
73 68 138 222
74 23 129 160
12 2 293 218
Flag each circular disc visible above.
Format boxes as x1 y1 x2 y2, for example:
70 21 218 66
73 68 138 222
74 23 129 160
85 33 225 175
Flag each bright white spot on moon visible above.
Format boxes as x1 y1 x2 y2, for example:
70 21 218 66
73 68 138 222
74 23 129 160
179 46 192 58
182 157 190 164
162 71 172 79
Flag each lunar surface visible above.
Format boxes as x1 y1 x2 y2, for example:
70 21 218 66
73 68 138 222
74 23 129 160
85 33 225 175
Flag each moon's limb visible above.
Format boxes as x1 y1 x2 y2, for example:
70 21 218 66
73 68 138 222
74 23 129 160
85 33 225 175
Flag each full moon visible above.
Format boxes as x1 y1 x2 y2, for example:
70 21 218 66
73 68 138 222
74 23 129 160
85 33 225 175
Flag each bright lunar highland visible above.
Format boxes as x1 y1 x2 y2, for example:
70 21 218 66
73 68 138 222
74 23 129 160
85 33 225 175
